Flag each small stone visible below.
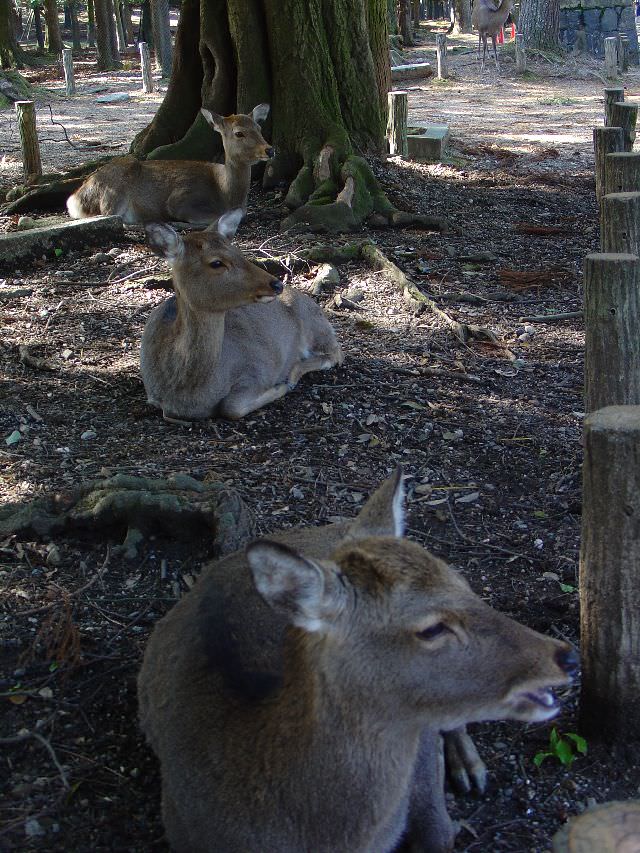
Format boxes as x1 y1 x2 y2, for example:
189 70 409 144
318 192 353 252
81 430 97 440
107 247 122 258
91 252 111 264
345 286 365 303
518 333 531 342
17 216 36 230
533 538 544 550
5 430 21 446
523 324 536 335
312 263 340 295
95 92 131 103
46 544 62 565
25 818 45 838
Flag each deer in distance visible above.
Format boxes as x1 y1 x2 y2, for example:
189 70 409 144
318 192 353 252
140 209 342 421
472 0 513 70
66 104 273 224
138 469 578 853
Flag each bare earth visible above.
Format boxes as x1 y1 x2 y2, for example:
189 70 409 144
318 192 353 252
1 25 639 853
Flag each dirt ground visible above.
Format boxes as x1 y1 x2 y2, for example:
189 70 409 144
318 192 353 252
2 23 639 853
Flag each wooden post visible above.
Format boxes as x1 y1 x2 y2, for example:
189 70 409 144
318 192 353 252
387 90 408 157
579 406 640 742
593 126 623 202
607 101 638 151
515 32 526 73
139 41 154 93
553 801 640 852
15 100 42 181
619 34 630 73
600 191 640 255
604 36 619 79
583 253 640 412
604 151 640 195
604 85 625 126
436 33 448 79
62 47 75 96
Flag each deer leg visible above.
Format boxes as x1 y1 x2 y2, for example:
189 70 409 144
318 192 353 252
443 726 487 794
287 352 341 387
492 33 500 70
406 728 455 853
218 383 290 419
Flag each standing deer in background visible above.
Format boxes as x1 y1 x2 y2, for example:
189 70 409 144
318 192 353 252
138 470 578 853
140 210 342 421
66 104 273 224
472 0 513 70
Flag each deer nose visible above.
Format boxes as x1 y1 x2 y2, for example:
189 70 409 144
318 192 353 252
270 279 283 294
555 646 580 677
265 147 275 158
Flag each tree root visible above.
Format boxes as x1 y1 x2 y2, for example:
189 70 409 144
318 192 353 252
301 240 497 344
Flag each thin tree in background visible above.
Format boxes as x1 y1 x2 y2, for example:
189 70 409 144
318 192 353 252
453 0 472 33
44 0 63 53
0 0 25 66
150 0 171 76
519 0 560 50
94 0 119 67
87 0 95 46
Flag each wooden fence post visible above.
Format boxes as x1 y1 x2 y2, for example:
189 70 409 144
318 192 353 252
515 32 526 73
600 191 640 254
436 33 448 79
139 41 154 93
607 101 637 151
604 36 619 79
15 100 42 181
604 85 625 127
579 405 640 742
583 253 640 412
604 151 640 194
619 33 630 73
62 48 75 96
387 90 408 157
593 126 624 202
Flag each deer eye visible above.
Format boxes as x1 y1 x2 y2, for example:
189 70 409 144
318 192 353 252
416 623 448 641
234 131 245 138
209 259 223 269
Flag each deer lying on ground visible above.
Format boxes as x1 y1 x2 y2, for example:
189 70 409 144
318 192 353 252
138 469 578 853
472 0 513 70
140 209 342 421
66 104 273 224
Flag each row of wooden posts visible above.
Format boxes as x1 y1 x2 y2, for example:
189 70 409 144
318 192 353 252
582 86 640 742
432 31 528 80
14 42 156 182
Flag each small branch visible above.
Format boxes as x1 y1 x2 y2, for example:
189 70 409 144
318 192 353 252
519 311 583 323
0 720 69 790
47 104 78 149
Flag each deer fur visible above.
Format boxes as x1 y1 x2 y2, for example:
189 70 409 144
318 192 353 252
472 0 513 70
139 210 342 421
66 104 273 224
138 470 578 853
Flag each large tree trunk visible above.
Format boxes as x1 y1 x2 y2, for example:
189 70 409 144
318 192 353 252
519 0 560 50
452 0 471 33
132 0 397 232
0 0 25 66
94 0 120 68
44 0 64 53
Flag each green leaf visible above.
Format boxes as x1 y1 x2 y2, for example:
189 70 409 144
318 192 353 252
533 510 547 518
554 739 575 767
533 751 551 767
566 733 587 755
549 727 560 747
54 247 63 258
559 583 576 593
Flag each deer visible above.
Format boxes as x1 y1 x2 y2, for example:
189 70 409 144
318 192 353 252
139 209 343 421
66 104 273 225
138 469 578 853
472 0 513 70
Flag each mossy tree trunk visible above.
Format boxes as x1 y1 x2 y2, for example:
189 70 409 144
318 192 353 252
519 0 560 50
132 0 401 232
0 0 25 67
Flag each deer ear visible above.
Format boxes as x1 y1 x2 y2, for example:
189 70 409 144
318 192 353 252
247 540 347 633
348 467 405 540
201 108 225 132
251 103 270 124
216 209 243 239
145 223 184 262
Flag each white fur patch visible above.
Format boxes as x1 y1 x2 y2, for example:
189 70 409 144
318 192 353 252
66 194 83 219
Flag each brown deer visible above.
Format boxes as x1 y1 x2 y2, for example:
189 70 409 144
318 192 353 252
66 104 273 224
140 210 342 421
138 470 578 853
472 0 513 70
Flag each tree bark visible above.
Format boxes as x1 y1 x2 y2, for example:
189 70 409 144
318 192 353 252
121 0 134 43
150 0 172 76
68 0 81 50
452 0 471 33
94 0 120 68
519 0 559 50
87 0 96 46
132 0 397 232
34 3 45 50
0 0 25 67
44 0 64 53
399 0 413 45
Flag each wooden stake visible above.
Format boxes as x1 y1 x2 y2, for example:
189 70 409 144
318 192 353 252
515 32 526 74
553 801 640 852
436 33 448 79
139 41 154 93
600 191 640 255
604 151 640 195
604 85 624 127
15 100 42 181
579 406 640 742
386 90 408 157
618 34 630 73
607 101 638 151
584 252 640 412
593 126 623 202
604 36 619 80
62 48 75 96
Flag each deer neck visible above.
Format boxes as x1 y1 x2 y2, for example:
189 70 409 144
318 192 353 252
217 156 252 209
164 293 226 381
